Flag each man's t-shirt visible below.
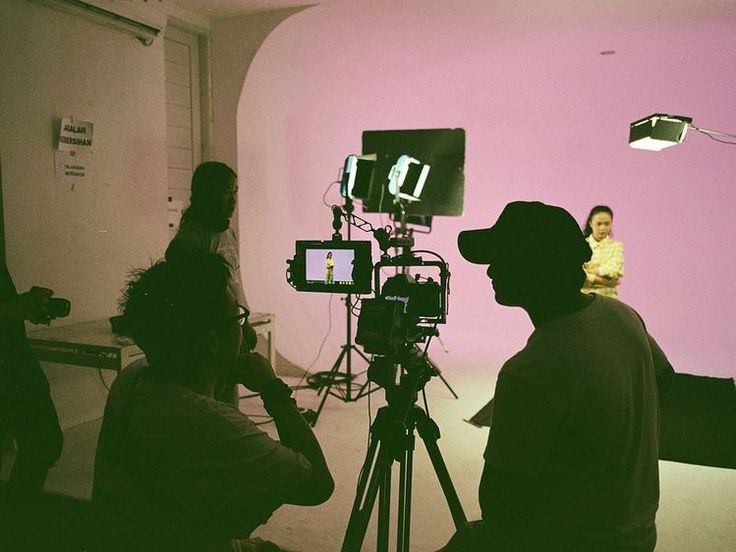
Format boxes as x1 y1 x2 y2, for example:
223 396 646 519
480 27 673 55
481 295 671 551
92 365 312 551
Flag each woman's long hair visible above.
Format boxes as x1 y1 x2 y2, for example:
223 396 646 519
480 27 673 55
180 162 236 232
582 205 613 238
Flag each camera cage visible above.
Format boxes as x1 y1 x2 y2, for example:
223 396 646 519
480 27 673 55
373 256 448 325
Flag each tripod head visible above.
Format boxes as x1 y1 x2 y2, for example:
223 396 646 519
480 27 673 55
367 345 437 418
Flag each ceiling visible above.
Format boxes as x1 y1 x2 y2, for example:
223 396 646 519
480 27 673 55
171 0 314 18
172 0 736 20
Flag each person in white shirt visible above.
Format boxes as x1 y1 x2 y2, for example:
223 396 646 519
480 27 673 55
582 205 624 298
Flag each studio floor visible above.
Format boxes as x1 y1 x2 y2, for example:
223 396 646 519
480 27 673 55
2 358 735 551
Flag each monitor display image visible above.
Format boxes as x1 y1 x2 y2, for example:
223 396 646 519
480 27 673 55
305 247 357 286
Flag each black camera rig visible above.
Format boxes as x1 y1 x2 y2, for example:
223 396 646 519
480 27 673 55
287 205 450 360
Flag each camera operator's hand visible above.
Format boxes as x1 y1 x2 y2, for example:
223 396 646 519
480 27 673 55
18 287 54 325
233 352 278 393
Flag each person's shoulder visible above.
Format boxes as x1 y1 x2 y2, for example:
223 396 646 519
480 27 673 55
165 221 210 258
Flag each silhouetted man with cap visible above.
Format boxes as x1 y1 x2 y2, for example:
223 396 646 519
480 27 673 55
441 201 674 552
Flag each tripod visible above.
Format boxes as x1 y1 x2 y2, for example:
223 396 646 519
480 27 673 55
342 401 467 551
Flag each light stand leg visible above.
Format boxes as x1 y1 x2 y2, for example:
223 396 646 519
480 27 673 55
310 345 349 426
308 292 373 426
427 355 460 400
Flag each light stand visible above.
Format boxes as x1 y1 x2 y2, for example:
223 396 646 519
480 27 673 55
306 198 378 427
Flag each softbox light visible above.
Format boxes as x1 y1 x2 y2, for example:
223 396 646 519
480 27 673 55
629 114 692 151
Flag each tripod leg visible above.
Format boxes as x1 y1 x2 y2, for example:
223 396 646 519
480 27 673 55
413 408 467 529
396 431 415 552
376 464 391 552
342 436 395 552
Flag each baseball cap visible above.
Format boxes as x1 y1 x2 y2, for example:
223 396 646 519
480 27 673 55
457 201 591 265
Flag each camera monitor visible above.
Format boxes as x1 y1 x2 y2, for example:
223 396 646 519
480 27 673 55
360 128 465 216
292 240 372 294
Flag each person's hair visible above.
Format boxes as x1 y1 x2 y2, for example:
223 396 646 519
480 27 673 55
583 205 614 238
180 161 237 231
119 253 232 371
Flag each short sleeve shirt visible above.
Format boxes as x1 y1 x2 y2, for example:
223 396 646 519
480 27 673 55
482 296 665 550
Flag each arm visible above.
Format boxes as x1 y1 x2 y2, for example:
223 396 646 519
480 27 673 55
648 334 675 403
236 352 334 506
595 241 624 279
584 271 620 287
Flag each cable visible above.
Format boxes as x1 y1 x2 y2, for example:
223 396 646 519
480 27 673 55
410 249 448 265
322 179 341 208
97 368 111 392
293 293 335 397
691 125 736 145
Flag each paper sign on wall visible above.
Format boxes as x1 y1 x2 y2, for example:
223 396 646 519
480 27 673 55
55 117 94 187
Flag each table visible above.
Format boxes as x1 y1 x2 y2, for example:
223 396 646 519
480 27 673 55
28 312 276 371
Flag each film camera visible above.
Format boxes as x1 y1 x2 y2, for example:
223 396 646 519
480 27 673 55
286 206 449 373
30 286 71 320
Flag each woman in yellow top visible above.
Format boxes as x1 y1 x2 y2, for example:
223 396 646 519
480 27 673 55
581 205 624 298
325 251 335 284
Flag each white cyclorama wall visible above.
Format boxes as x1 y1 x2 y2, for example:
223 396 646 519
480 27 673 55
231 1 736 379
0 0 169 427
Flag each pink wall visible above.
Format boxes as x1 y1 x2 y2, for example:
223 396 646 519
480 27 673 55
236 1 736 378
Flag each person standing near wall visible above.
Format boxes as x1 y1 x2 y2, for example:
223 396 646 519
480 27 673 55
582 205 624 298
0 260 63 494
166 162 254 401
166 161 246 310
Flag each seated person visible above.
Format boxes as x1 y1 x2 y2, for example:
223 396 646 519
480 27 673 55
91 253 334 552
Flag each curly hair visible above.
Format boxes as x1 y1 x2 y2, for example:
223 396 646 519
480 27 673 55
119 253 232 369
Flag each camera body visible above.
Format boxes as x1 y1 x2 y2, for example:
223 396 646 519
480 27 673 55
288 240 448 357
30 286 71 319
355 257 448 356
48 297 71 318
